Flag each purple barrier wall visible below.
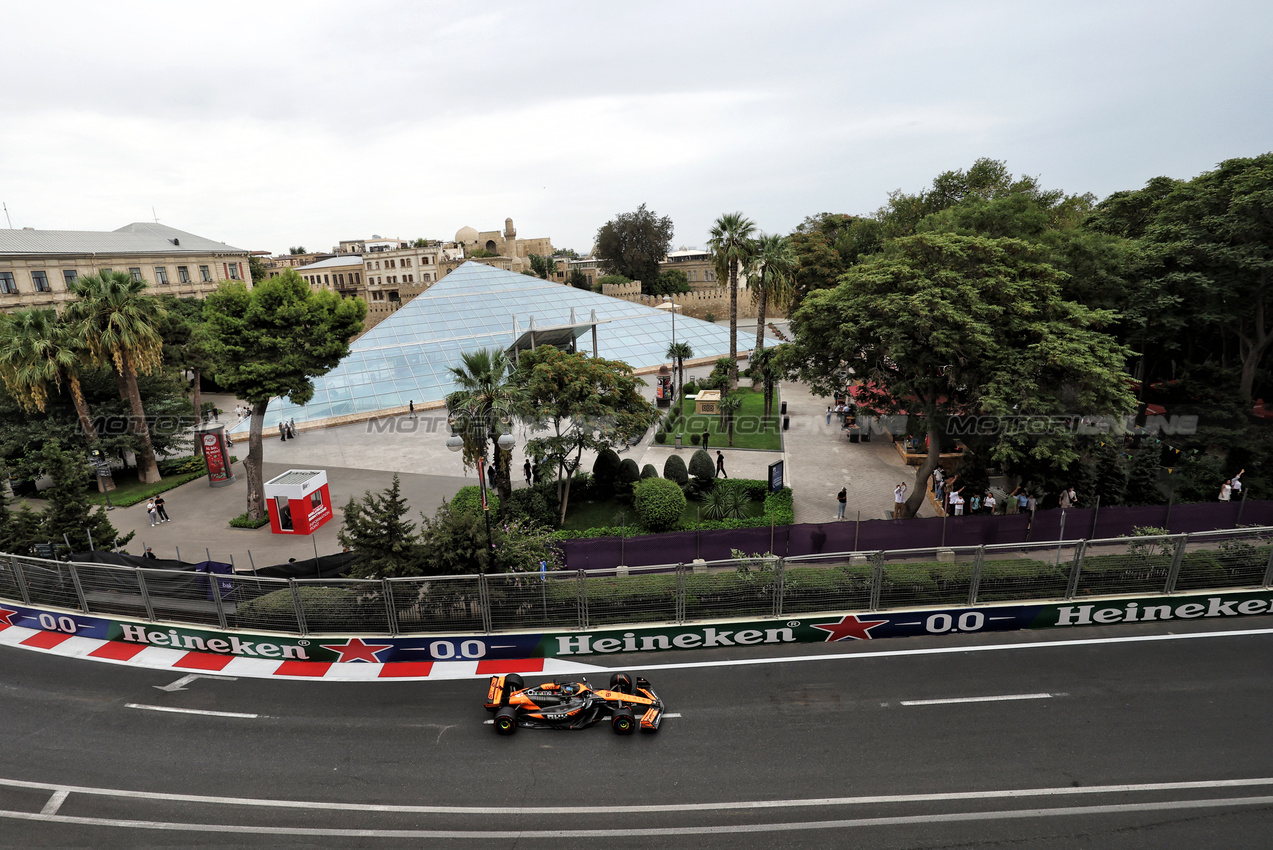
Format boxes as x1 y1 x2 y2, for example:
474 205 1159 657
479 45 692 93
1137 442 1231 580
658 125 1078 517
561 499 1273 569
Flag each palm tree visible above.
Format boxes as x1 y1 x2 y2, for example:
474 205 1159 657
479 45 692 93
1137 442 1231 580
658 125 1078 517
747 233 795 353
748 345 782 427
66 271 167 484
666 341 693 403
708 212 757 387
718 391 744 447
447 348 519 510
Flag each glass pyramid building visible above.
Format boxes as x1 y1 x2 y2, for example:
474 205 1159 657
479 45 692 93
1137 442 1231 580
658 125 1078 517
240 261 769 429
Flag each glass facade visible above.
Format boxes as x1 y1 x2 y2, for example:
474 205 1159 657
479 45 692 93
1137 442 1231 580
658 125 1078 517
237 262 769 431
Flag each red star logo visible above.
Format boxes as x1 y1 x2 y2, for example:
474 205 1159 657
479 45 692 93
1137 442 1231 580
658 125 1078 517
811 614 889 642
0 607 17 628
319 637 394 663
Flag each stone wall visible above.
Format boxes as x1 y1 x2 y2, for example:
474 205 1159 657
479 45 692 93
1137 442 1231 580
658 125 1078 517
603 286 787 322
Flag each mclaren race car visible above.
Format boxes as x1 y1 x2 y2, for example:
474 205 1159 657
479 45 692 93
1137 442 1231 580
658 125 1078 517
484 672 664 735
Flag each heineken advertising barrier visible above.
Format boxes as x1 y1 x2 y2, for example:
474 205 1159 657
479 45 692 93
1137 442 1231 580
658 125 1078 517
5 588 1273 664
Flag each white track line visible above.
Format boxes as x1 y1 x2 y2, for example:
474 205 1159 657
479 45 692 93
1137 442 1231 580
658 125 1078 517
901 692 1055 706
124 704 258 719
39 790 68 816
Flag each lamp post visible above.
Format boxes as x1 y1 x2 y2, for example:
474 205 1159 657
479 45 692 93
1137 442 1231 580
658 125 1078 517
446 406 516 563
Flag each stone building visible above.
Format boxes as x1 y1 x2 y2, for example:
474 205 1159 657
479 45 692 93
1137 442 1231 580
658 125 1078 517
0 222 251 311
453 218 553 274
659 248 720 289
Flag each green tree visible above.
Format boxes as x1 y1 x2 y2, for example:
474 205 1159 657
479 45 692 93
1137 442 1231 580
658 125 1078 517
289 246 307 255
594 204 675 294
567 269 590 289
339 474 424 578
155 295 214 432
748 344 784 422
446 348 519 511
65 271 168 484
1126 444 1166 505
511 346 657 524
248 255 269 284
528 253 556 280
708 212 756 385
653 269 690 295
747 233 795 353
35 441 133 553
202 269 366 520
666 341 693 403
718 391 744 446
787 233 1135 517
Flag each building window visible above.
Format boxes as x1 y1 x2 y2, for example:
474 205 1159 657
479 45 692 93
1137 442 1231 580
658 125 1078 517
0 271 17 294
32 270 51 292
424 273 431 282
228 263 240 280
338 273 344 285
403 258 412 267
155 267 169 285
63 269 78 287
355 272 361 283
178 266 190 283
324 275 330 285
200 265 211 282
129 267 143 282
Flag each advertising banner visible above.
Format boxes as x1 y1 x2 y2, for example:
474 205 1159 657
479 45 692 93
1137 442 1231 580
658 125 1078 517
6 589 1273 664
200 429 231 484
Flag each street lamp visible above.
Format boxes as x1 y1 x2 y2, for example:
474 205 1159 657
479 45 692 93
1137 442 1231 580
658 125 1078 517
446 405 516 562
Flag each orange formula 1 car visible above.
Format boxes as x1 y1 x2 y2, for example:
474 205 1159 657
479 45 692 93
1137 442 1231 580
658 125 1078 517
485 672 664 735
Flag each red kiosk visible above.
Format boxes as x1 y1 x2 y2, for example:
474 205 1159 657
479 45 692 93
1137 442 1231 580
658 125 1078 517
263 469 333 535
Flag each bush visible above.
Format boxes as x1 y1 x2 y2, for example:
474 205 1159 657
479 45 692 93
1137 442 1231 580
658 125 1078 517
663 454 689 486
633 478 687 532
688 449 715 489
703 485 753 520
451 485 499 517
236 586 365 632
640 464 659 480
503 482 560 528
229 513 271 529
654 431 667 444
683 380 699 396
618 458 641 496
592 448 622 496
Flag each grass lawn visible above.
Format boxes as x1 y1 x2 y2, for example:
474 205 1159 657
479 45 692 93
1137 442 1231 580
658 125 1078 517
662 387 782 451
562 493 764 532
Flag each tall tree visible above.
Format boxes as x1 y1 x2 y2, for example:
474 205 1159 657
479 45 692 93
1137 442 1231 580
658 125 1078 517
594 203 675 293
786 233 1135 517
510 346 657 524
708 212 757 386
746 233 795 353
528 253 556 280
338 474 424 578
65 271 167 484
156 295 214 427
666 341 693 403
0 308 100 455
202 269 366 520
446 349 520 510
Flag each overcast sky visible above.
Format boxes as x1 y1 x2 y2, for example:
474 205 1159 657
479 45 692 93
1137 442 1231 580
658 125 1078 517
3 1 1270 256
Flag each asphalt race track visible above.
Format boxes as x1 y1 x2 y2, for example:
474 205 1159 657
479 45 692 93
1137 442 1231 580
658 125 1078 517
3 618 1273 848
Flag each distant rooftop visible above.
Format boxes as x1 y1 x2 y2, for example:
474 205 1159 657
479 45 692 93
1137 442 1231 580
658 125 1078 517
0 222 249 256
296 255 364 271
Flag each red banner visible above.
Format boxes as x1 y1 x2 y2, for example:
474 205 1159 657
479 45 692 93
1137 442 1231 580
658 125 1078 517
202 432 229 482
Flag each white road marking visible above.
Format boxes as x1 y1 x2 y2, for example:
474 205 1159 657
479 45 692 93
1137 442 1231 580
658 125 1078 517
1 775 1271 815
901 692 1056 706
2 795 1273 837
39 790 68 816
125 704 258 719
154 673 237 692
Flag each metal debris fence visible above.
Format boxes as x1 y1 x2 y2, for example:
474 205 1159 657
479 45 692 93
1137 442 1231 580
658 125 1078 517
2 527 1271 637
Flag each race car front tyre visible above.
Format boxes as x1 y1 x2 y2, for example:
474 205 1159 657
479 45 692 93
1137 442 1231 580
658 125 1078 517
609 672 634 694
611 707 636 735
494 706 518 735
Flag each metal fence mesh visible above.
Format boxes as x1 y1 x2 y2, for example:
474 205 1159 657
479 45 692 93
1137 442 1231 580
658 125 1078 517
387 576 485 634
2 527 1272 635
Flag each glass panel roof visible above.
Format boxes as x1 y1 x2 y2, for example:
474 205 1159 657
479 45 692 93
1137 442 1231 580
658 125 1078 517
236 261 774 430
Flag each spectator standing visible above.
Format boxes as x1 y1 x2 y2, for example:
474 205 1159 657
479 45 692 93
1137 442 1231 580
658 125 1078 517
146 498 159 528
1230 469 1244 497
826 406 832 425
154 495 170 523
1219 479 1232 501
837 487 847 519
1026 492 1037 513
1059 487 1072 509
984 491 997 515
969 492 981 514
893 482 907 519
950 488 966 516
143 547 157 559
715 451 728 478
524 459 532 486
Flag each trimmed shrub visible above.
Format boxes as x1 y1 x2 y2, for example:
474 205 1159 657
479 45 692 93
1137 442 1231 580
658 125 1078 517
634 478 687 532
688 449 715 488
640 464 659 480
592 448 622 496
654 431 667 444
236 586 369 632
683 380 699 396
619 458 641 494
229 513 270 529
663 454 689 486
451 485 499 516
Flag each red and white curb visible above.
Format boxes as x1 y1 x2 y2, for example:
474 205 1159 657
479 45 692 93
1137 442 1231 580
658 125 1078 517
0 622 604 681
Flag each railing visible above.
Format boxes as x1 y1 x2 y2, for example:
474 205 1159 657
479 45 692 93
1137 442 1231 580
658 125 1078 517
3 527 1271 636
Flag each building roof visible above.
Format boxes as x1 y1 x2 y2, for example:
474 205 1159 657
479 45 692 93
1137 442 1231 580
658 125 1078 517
296 255 364 271
236 261 774 430
0 222 248 256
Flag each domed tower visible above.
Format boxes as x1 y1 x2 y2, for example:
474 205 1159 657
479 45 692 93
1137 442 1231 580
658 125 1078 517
455 226 479 247
504 218 516 239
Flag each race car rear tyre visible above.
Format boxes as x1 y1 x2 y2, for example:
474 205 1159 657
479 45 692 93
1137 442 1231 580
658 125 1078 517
611 707 636 735
609 672 634 694
494 706 518 735
504 673 524 693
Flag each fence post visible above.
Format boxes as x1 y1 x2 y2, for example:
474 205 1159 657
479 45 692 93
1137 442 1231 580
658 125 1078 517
383 579 400 637
136 569 158 622
209 568 229 630
968 546 985 606
675 564 687 624
576 570 589 630
1163 535 1188 594
773 557 786 618
869 552 884 611
12 556 32 605
288 579 308 635
1263 543 1273 588
66 563 90 614
1089 495 1101 539
1236 490 1247 525
1064 541 1087 600
478 573 493 634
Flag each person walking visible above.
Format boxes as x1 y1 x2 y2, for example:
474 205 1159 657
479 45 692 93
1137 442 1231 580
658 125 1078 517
836 487 847 520
524 459 532 486
409 400 415 418
154 495 170 523
893 482 907 519
715 451 728 478
279 422 288 442
826 406 832 426
288 417 298 438
146 498 159 528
